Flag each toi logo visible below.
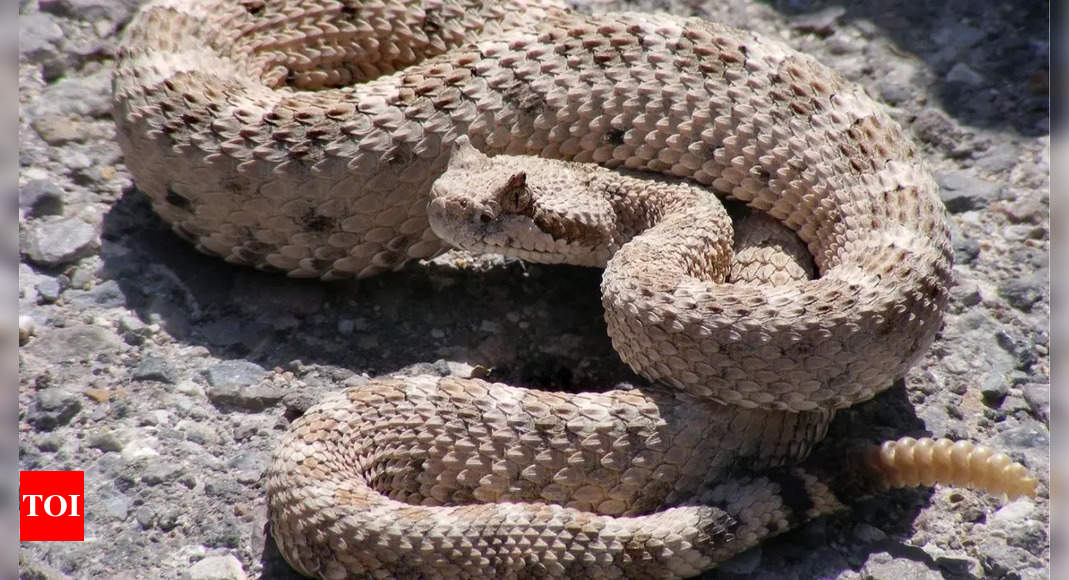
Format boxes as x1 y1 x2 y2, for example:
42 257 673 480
20 471 84 541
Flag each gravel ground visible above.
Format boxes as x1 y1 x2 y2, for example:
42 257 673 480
17 0 1049 578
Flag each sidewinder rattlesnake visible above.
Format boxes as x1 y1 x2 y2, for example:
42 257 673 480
112 0 1037 577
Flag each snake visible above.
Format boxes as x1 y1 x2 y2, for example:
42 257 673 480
111 0 1038 578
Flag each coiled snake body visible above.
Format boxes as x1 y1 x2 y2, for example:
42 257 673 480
113 1 1035 578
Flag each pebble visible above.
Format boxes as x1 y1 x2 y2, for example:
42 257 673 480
945 62 985 86
100 490 132 521
996 193 1048 225
978 538 1043 578
788 6 845 36
32 115 86 146
29 388 82 431
977 142 1020 174
911 108 966 153
29 69 113 119
874 62 919 106
205 360 267 388
133 356 180 384
997 420 1049 451
1020 383 1049 423
67 279 127 309
936 171 1002 213
36 277 63 303
204 361 282 411
40 0 137 25
20 216 98 267
26 324 122 364
141 460 186 486
186 555 248 580
19 315 35 345
860 551 942 580
19 179 65 218
852 523 888 543
998 273 1046 312
121 437 160 462
88 429 132 453
949 276 981 308
135 505 157 530
19 11 65 63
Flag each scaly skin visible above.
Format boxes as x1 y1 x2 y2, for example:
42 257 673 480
107 2 1031 579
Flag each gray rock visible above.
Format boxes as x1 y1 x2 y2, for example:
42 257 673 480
949 277 981 308
998 273 1046 312
978 538 1043 578
977 142 1020 174
15 556 73 580
31 115 86 146
29 69 113 119
186 555 247 580
227 451 268 484
996 193 1048 225
27 324 122 364
981 379 1009 404
39 0 139 25
952 235 981 265
936 170 1002 213
911 108 966 153
853 523 888 544
934 554 983 578
133 356 179 384
99 490 132 521
789 6 845 36
204 361 281 411
120 437 160 462
29 388 82 431
19 12 64 63
997 421 1049 451
1021 383 1049 423
205 361 267 389
64 150 94 173
156 507 181 531
945 62 985 86
20 217 98 267
66 279 128 309
88 429 132 453
1001 394 1032 416
180 421 220 445
36 277 62 303
989 499 1046 550
19 179 65 218
134 505 157 530
141 460 186 486
860 550 941 580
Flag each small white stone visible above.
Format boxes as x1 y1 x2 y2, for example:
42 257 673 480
18 315 34 345
186 555 247 580
121 437 160 462
175 379 205 397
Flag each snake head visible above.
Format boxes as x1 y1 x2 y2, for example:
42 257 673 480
429 137 617 266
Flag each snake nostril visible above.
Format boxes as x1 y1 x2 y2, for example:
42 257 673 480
479 212 492 224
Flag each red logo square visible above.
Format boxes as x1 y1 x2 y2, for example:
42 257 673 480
20 471 84 541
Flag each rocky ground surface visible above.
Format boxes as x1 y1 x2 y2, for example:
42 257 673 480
17 0 1049 578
